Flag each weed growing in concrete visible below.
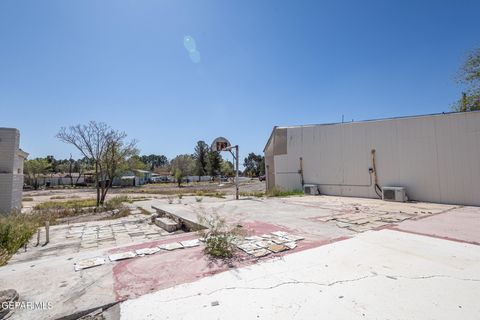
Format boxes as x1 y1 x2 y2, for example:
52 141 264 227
202 192 226 199
266 187 303 197
195 196 203 203
197 211 244 259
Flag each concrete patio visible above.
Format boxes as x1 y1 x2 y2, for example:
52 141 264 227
1 195 479 319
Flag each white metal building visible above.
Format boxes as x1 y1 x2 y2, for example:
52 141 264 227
264 111 480 206
0 128 28 213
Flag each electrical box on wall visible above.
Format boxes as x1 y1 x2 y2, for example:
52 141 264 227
382 187 407 202
303 184 320 195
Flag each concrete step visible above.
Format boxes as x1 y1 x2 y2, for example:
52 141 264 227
154 217 180 232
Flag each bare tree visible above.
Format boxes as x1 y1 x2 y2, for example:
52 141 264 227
57 121 137 207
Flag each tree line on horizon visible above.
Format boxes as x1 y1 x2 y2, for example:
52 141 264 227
24 126 265 206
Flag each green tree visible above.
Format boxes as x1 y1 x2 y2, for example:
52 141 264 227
193 141 209 181
243 153 265 177
221 160 234 177
453 48 480 112
170 154 195 186
24 158 51 189
140 154 168 171
206 151 222 177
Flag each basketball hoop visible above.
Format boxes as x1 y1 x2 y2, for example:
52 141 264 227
211 137 231 152
211 136 239 200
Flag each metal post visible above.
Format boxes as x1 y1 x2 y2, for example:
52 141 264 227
235 145 239 200
36 229 41 247
45 221 50 245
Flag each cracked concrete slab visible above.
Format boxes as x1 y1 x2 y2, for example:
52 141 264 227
120 229 480 319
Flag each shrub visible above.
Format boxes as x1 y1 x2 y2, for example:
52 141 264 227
197 211 243 259
0 213 39 266
104 195 129 211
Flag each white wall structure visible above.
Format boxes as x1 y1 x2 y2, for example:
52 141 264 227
264 111 480 206
0 128 28 214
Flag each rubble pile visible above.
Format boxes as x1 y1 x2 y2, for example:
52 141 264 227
234 231 304 258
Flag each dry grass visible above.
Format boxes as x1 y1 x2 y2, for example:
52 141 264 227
0 213 42 266
266 187 303 197
34 198 98 211
1 195 133 265
240 191 265 198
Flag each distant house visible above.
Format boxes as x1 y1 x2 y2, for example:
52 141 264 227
0 128 28 213
134 169 152 185
25 173 86 187
119 175 140 187
113 169 152 187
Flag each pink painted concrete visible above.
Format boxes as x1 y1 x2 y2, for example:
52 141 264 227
110 221 350 301
392 206 480 245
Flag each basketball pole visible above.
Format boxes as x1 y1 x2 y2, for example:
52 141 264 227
211 137 239 200
235 145 239 200
223 145 239 200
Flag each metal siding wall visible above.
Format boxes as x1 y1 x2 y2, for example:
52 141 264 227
395 117 440 202
464 115 480 204
271 112 480 206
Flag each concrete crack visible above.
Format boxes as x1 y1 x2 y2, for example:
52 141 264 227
153 275 375 303
149 273 480 304
382 274 480 282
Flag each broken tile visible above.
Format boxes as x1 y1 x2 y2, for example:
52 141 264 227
267 244 288 253
135 247 161 256
254 240 275 248
237 242 261 253
180 239 200 248
315 216 336 222
158 242 184 251
245 236 264 241
260 234 276 239
109 251 137 261
74 257 106 271
283 234 305 241
271 231 289 238
271 237 290 244
336 221 352 228
250 248 271 258
347 224 374 233
284 242 297 249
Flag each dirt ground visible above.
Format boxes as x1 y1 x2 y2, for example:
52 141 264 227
22 178 266 213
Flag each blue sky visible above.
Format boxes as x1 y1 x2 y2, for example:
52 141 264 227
0 0 478 160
